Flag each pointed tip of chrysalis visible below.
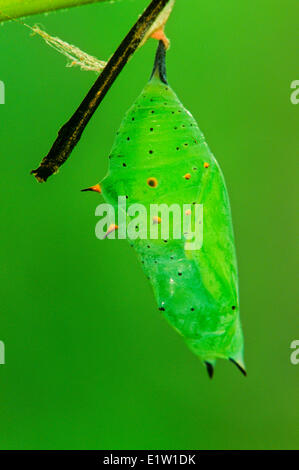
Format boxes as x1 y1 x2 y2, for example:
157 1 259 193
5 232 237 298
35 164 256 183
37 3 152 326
150 40 168 84
205 361 214 379
81 183 101 194
229 358 247 377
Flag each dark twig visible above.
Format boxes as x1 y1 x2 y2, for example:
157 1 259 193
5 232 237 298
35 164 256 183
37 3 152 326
31 0 173 182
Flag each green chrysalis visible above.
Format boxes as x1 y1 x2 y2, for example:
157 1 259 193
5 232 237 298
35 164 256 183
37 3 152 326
97 42 245 377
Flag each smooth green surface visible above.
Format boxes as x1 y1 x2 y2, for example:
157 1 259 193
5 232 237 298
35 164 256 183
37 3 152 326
0 0 297 450
102 73 244 370
0 0 109 22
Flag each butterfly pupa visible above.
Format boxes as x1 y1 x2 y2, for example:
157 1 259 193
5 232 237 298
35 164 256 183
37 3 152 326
92 41 245 378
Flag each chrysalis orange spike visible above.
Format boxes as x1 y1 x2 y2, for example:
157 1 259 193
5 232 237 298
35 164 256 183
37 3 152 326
81 183 102 194
103 224 118 239
152 216 162 224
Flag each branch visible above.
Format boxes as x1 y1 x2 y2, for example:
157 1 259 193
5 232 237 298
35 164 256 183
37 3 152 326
31 0 175 182
0 0 108 22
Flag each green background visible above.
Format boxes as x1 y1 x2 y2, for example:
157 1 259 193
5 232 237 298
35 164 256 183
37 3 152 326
0 0 298 450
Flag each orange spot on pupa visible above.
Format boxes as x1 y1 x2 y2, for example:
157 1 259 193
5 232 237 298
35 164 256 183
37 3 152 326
204 162 210 168
150 27 170 49
185 209 191 216
147 177 158 188
81 183 102 194
184 173 191 180
104 224 118 239
152 216 161 224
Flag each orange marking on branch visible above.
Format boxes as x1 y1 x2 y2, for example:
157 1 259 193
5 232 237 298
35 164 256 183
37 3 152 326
150 27 170 49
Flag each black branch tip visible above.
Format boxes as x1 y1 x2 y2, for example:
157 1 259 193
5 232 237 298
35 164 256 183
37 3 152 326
205 361 214 379
150 40 168 84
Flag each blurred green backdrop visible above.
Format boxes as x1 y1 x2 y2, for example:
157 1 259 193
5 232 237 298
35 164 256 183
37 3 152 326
0 0 298 450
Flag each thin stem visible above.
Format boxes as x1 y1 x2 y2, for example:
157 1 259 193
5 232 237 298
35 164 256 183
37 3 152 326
0 0 107 22
151 40 167 84
31 0 174 182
